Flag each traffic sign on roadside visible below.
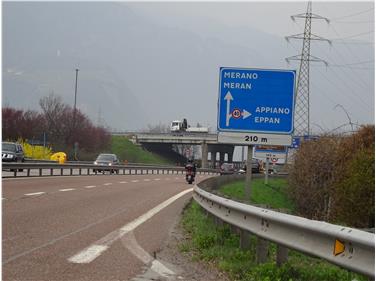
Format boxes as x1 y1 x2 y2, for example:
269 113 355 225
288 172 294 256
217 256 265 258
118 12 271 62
217 67 295 146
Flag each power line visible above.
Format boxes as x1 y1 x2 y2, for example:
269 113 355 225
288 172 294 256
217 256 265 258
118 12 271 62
331 7 374 21
332 20 375 24
331 30 374 40
287 38 373 112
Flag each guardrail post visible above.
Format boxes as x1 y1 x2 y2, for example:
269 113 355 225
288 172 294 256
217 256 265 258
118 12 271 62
50 168 53 176
79 168 82 175
27 169 30 177
39 168 42 177
276 245 289 267
256 237 269 264
240 229 251 249
87 168 90 175
13 170 17 177
61 168 64 176
70 168 73 175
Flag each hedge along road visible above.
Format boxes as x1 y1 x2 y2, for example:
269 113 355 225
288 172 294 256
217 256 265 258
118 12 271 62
2 173 210 281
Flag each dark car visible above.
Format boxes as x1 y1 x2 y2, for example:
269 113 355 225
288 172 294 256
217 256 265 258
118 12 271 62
2 142 25 163
2 142 25 171
238 159 261 174
93 153 120 174
220 163 236 175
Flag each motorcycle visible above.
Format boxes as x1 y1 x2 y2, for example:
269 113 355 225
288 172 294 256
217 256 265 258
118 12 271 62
185 168 195 184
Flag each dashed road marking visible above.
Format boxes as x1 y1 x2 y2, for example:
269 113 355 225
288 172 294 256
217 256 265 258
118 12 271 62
24 192 45 196
154 178 161 181
68 188 193 264
131 180 139 183
143 179 151 182
119 181 127 184
84 185 96 189
103 183 112 186
59 188 75 192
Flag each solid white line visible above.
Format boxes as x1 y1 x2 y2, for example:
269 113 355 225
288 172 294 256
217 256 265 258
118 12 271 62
67 245 108 264
24 192 45 196
84 185 96 189
68 188 193 264
59 188 75 192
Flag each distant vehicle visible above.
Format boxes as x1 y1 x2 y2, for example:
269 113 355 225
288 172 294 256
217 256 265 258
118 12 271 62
170 118 209 133
93 153 120 174
238 159 261 174
220 163 236 175
2 142 25 171
2 142 25 163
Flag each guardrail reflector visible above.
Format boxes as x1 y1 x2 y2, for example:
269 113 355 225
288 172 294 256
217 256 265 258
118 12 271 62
334 239 345 256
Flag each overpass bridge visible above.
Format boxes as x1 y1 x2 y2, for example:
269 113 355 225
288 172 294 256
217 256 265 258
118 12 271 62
112 132 236 168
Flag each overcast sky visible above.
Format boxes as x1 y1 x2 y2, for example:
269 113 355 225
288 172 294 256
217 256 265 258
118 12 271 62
3 0 375 135
131 1 374 43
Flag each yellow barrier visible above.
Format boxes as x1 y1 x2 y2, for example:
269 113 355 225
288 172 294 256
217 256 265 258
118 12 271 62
50 152 67 164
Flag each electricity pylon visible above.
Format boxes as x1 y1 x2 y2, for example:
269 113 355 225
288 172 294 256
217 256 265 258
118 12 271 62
285 1 331 137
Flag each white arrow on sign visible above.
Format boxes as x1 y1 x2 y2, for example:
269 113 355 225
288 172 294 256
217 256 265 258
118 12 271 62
242 109 251 119
224 91 233 126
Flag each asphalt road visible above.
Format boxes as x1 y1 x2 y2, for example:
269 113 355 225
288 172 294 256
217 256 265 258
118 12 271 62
3 173 209 281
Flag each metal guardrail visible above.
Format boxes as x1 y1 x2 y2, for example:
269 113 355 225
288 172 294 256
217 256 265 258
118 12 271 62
193 176 375 277
1 162 219 178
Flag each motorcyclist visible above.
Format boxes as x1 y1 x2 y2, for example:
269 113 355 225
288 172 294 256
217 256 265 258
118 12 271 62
185 159 196 182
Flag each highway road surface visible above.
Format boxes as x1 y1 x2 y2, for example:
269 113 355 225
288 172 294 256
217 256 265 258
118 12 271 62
3 173 209 280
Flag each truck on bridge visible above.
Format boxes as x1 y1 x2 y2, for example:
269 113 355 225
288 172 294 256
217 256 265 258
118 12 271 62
170 119 209 133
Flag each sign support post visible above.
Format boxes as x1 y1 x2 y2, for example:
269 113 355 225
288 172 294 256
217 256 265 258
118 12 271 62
265 157 269 185
245 145 253 200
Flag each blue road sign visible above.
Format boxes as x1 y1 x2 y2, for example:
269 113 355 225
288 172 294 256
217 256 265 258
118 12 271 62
218 67 295 134
291 137 301 149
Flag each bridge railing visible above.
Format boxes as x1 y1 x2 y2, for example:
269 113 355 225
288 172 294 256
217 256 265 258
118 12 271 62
2 163 219 178
193 175 375 278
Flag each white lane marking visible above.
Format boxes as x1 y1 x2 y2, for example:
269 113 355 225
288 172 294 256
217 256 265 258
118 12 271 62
59 188 75 192
154 178 161 181
122 232 175 278
131 180 139 183
24 192 45 196
68 245 108 264
151 260 175 277
119 181 127 184
84 185 96 189
103 183 112 186
68 188 193 264
143 179 151 182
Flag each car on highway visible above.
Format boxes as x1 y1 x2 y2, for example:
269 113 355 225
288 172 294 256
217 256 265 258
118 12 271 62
2 142 25 163
238 159 261 174
219 163 236 175
93 153 120 174
2 142 25 171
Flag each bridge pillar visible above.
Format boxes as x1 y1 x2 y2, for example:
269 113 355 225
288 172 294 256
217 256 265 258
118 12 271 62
227 151 234 162
219 152 225 164
201 142 208 168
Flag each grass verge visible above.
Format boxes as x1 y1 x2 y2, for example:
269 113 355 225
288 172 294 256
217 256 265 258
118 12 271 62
180 178 367 281
110 135 172 164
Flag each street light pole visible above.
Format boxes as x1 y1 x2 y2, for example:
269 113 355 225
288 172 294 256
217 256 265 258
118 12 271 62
74 68 79 118
73 68 79 160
